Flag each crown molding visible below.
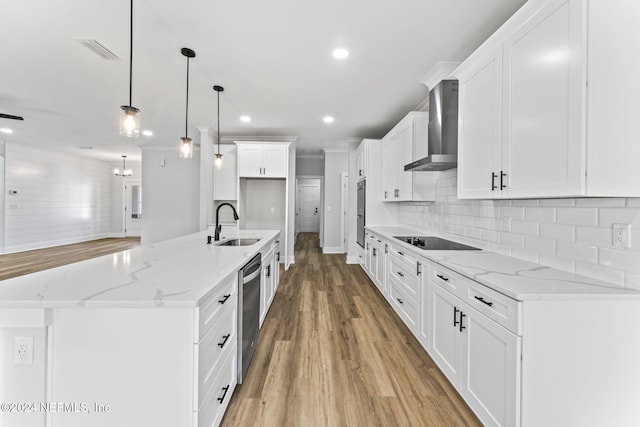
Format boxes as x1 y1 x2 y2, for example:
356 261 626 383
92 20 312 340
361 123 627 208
223 135 298 144
420 61 460 90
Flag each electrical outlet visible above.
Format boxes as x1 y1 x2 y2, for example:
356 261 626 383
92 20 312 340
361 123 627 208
613 224 631 249
14 337 34 365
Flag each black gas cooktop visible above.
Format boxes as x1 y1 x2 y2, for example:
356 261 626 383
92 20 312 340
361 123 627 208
393 236 480 251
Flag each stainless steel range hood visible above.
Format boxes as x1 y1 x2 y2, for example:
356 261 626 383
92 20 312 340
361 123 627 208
404 79 459 171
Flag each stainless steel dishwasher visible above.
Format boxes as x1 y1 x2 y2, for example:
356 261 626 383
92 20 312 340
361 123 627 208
238 253 261 383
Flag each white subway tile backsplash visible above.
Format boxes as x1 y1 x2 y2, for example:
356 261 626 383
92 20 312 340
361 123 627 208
525 236 555 254
556 208 598 226
576 226 612 247
397 173 640 288
511 220 538 236
599 248 640 274
525 207 556 222
598 208 640 228
556 241 598 264
540 223 574 242
500 232 524 248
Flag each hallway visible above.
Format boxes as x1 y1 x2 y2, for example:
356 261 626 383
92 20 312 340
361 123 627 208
221 232 479 426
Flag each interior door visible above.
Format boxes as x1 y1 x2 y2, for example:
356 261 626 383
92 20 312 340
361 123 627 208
298 185 320 232
124 180 142 237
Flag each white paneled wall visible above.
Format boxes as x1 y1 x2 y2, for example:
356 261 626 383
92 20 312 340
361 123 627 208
4 144 111 253
398 169 640 289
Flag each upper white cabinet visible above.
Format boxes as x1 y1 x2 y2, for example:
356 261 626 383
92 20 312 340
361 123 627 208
236 143 287 178
381 112 436 202
214 145 238 200
355 142 369 180
455 0 640 198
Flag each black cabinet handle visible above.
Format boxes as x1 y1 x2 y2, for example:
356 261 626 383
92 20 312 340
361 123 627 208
500 171 507 190
397 298 404 304
218 334 231 348
384 190 388 199
491 172 497 191
474 296 494 307
276 252 280 262
218 294 231 304
454 306 460 327
416 261 422 276
397 251 404 256
459 312 466 332
397 271 404 277
217 385 230 404
372 248 377 257
384 244 388 254
266 265 271 278
436 274 449 282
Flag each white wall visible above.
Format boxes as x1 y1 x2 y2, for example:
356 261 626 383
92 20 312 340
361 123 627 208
3 143 111 253
322 150 348 253
398 169 640 289
296 156 324 176
141 148 200 245
109 162 142 236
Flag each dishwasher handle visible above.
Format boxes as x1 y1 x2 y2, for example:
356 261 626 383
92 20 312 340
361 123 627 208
243 267 261 284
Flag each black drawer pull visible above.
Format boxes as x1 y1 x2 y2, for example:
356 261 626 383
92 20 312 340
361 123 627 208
500 170 507 190
436 274 449 282
397 298 404 304
218 294 231 304
459 312 466 332
474 296 494 307
454 306 460 327
397 251 404 256
218 334 231 348
217 385 230 404
397 271 404 277
491 172 497 191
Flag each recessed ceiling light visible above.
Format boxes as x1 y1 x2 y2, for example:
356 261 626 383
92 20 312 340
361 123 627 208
78 146 94 150
323 116 335 124
142 130 153 136
0 128 13 134
332 48 349 59
240 116 251 123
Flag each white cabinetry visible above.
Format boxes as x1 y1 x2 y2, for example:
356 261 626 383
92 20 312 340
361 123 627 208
355 142 368 180
259 236 279 327
430 265 520 427
214 145 238 200
381 112 436 202
237 143 287 178
456 0 640 198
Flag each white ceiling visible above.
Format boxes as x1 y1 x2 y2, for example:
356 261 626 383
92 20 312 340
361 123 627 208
0 0 526 162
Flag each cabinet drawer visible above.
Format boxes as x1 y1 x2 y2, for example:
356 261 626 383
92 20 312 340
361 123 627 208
463 280 521 335
197 300 236 408
431 263 469 301
198 342 237 427
197 273 237 340
389 276 419 331
389 253 419 296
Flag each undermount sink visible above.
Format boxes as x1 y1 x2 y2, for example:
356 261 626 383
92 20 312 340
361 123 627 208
217 238 261 246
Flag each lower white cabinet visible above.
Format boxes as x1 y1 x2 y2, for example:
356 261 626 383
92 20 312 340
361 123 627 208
259 234 280 328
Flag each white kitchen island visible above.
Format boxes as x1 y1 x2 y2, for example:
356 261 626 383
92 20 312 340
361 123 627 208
0 229 280 427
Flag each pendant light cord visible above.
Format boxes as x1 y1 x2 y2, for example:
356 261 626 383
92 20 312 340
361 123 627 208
185 57 190 138
129 0 133 107
217 90 220 154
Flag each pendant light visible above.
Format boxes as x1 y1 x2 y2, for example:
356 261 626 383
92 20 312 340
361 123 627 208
213 85 224 169
114 155 133 176
119 0 140 137
179 47 196 159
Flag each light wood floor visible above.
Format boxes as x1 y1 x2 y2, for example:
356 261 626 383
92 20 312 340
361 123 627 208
0 237 141 281
221 232 480 427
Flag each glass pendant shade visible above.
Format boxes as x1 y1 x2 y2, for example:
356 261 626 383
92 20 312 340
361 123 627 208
214 153 223 169
179 137 193 159
120 106 140 137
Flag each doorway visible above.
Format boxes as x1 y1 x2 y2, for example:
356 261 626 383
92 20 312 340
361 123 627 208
124 180 142 237
297 179 320 232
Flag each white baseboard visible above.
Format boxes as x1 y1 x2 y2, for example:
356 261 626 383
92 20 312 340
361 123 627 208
346 256 360 264
322 247 345 254
108 233 126 238
4 233 112 255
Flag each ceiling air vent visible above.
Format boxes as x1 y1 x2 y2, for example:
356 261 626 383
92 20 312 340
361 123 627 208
75 38 120 60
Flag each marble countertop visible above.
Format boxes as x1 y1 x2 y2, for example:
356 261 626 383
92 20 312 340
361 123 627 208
367 225 640 301
0 229 279 309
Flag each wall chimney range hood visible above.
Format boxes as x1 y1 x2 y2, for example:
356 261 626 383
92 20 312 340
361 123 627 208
404 79 459 171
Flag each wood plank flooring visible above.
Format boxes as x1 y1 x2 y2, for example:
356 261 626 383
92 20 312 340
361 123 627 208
0 237 141 281
222 232 480 427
